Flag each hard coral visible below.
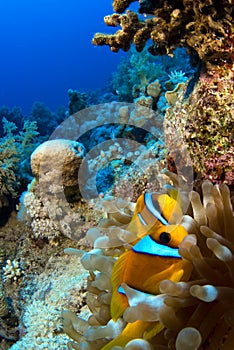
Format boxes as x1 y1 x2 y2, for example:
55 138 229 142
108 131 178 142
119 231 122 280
113 0 137 13
93 11 146 52
93 0 234 65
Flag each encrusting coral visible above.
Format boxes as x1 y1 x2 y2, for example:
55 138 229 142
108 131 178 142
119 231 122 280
164 63 234 185
0 283 8 317
62 175 234 349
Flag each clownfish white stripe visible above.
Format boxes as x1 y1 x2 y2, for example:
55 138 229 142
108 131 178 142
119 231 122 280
144 193 169 226
137 212 148 226
118 285 126 295
117 284 153 296
132 235 181 258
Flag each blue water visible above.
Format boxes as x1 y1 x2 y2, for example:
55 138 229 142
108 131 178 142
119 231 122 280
0 0 124 114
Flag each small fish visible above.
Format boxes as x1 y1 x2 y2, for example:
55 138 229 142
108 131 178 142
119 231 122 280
102 192 192 349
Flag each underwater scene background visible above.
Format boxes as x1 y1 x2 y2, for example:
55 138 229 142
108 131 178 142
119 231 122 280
0 0 122 114
0 0 233 349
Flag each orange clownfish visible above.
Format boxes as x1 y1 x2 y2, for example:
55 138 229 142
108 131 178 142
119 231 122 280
102 193 192 349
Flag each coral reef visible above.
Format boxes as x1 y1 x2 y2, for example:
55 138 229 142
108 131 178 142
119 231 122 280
0 2 232 348
18 102 168 242
62 175 234 349
28 102 65 137
0 117 39 225
112 46 166 102
68 89 88 116
0 122 19 200
113 0 136 13
0 107 25 135
9 254 88 350
2 259 22 282
30 139 85 201
0 283 8 317
19 139 97 242
93 0 234 65
112 46 194 110
0 103 67 140
97 1 233 185
0 203 93 349
164 63 234 185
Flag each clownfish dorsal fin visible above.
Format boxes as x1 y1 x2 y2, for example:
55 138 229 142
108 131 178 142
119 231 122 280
126 193 170 241
155 193 183 225
144 193 169 226
110 250 130 321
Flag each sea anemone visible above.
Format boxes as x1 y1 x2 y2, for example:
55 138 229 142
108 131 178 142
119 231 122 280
159 180 234 349
62 177 234 349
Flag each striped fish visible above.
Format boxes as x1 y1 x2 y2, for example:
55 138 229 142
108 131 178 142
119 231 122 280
102 193 192 349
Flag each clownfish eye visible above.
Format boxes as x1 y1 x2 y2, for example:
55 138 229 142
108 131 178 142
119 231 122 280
159 232 171 244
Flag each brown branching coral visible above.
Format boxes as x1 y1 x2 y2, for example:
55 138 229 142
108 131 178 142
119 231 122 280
92 0 234 65
113 0 137 13
63 176 234 349
93 11 147 53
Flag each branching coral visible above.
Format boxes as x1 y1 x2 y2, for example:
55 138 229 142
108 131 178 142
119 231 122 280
2 259 23 282
62 176 234 349
113 0 137 13
92 0 234 65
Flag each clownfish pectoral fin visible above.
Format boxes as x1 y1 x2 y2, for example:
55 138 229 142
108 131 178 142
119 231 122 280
101 320 156 350
111 250 131 320
143 265 188 293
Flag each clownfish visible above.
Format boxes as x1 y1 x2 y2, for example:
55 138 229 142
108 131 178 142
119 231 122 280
102 192 192 349
126 192 185 240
